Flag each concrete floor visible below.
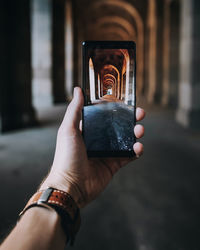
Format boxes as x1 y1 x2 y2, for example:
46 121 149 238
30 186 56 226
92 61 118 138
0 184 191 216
84 102 135 152
0 104 200 250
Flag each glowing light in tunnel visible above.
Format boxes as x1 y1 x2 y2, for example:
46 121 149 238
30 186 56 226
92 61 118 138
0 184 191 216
107 88 112 95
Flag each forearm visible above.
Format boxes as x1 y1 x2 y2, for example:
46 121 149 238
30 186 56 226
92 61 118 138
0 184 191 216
0 207 66 250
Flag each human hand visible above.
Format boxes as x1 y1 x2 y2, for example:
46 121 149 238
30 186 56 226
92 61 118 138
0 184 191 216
40 87 145 208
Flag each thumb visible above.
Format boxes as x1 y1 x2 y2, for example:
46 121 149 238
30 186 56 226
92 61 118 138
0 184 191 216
62 87 84 131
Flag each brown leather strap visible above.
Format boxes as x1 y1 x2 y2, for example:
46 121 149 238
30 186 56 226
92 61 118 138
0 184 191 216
23 189 78 220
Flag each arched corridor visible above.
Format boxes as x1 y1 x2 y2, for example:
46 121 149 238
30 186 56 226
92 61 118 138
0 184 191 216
86 48 134 105
1 0 199 131
0 0 200 249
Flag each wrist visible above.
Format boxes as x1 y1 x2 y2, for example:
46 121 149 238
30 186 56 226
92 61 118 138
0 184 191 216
39 171 84 208
16 206 66 249
22 205 61 226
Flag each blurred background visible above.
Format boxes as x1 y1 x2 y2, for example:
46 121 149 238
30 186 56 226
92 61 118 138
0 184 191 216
0 0 200 249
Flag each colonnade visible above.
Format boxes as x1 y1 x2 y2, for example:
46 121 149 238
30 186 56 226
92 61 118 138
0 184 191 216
87 49 135 106
0 0 200 132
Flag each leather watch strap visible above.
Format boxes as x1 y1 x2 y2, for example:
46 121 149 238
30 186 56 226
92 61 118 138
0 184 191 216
19 187 81 245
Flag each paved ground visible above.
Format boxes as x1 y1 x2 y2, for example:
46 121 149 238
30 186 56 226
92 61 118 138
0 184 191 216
0 104 200 250
84 102 135 152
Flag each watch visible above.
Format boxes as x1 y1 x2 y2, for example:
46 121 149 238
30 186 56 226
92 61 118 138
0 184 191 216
19 187 81 245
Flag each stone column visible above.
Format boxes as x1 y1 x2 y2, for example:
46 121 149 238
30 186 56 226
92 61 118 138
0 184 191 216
52 0 66 103
72 27 79 87
94 71 99 99
161 0 170 105
31 0 53 109
73 3 84 89
65 0 74 100
147 0 157 103
176 0 200 128
0 0 36 132
154 1 164 103
168 0 180 107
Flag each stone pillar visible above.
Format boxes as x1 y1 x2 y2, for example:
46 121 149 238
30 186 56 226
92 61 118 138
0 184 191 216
65 0 73 100
52 0 66 103
73 4 84 89
176 0 200 128
154 1 164 103
32 0 53 109
0 0 36 132
168 0 180 107
72 27 79 87
147 0 157 103
94 71 99 99
161 0 170 105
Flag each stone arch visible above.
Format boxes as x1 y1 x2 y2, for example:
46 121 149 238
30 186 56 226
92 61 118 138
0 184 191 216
86 0 144 94
90 16 136 40
94 27 131 41
96 33 125 41
103 74 117 85
101 64 120 97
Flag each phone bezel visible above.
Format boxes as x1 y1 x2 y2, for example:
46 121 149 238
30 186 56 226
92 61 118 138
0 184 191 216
82 41 136 158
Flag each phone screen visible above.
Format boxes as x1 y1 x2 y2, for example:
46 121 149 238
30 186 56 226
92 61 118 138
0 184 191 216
82 41 136 157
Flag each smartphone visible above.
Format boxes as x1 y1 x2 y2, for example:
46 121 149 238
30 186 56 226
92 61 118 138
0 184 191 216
82 41 136 157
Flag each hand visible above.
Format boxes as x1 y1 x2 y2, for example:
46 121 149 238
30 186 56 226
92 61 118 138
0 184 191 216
40 87 145 208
